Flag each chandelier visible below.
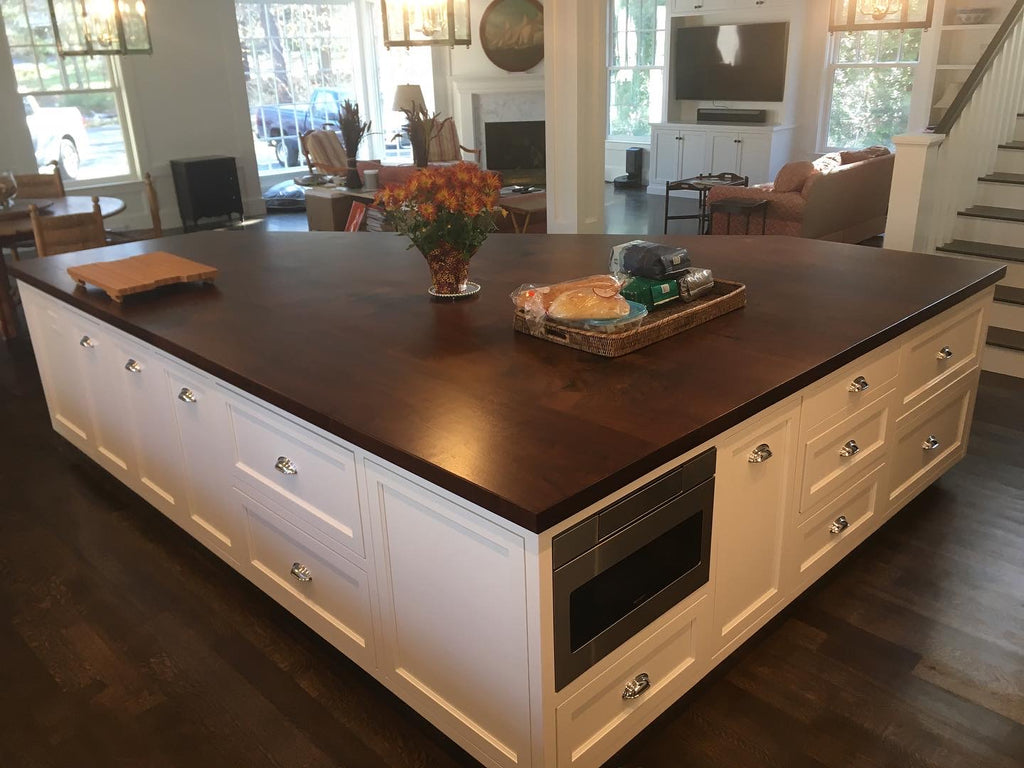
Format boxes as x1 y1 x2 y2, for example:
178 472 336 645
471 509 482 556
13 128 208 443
47 0 152 56
381 0 471 48
858 0 901 20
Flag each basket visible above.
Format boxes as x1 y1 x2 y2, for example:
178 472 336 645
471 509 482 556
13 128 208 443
514 279 746 357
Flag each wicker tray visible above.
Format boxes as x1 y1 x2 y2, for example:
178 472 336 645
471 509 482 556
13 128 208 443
514 279 746 357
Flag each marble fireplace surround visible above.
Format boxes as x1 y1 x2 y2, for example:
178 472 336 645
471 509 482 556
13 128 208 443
451 75 545 170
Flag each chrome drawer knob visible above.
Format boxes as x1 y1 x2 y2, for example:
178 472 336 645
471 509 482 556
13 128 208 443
848 376 869 393
839 439 860 459
748 443 773 463
177 387 197 404
922 435 941 451
79 335 95 349
125 359 142 373
830 515 849 535
290 562 313 583
937 346 953 360
275 456 298 476
622 672 651 700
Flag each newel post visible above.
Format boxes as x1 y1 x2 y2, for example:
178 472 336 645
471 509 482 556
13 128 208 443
883 133 946 253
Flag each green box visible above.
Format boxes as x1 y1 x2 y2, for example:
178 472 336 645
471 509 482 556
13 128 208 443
621 276 680 311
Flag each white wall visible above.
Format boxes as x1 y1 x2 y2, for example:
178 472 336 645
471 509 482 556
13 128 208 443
0 0 264 232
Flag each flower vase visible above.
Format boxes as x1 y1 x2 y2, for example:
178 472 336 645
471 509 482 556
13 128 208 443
422 243 471 295
344 156 362 189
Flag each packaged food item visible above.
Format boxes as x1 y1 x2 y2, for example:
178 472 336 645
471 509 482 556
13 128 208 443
512 274 641 333
678 268 714 302
621 276 681 311
548 289 630 321
609 240 691 279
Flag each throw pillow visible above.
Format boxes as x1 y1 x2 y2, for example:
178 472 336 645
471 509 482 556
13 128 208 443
773 161 816 193
839 145 891 165
812 152 843 174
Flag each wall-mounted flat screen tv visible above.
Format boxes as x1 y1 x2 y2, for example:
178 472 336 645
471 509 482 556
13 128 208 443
674 22 789 102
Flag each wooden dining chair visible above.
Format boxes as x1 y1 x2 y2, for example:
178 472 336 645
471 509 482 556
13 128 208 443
345 201 367 232
107 172 163 243
8 162 66 260
29 196 107 257
301 128 349 176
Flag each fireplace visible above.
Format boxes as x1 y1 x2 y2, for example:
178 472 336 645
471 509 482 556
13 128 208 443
484 120 546 186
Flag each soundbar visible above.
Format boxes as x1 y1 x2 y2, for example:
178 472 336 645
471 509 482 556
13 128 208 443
696 108 768 124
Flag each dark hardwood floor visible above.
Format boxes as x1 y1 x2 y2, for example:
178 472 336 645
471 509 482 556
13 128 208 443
0 326 1021 767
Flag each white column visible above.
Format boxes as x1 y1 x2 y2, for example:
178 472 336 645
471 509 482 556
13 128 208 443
883 133 945 253
543 0 607 234
0 14 38 173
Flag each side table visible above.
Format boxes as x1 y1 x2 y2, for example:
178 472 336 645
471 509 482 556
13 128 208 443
709 198 769 235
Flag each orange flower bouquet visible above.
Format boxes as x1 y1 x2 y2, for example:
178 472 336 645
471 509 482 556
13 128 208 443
374 163 504 295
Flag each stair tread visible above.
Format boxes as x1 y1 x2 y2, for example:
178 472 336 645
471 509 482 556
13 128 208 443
980 172 1024 185
936 240 1024 264
987 327 1024 353
958 205 1024 222
995 285 1024 305
999 140 1024 150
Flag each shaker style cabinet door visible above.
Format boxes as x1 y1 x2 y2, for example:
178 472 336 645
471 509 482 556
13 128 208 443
710 400 799 660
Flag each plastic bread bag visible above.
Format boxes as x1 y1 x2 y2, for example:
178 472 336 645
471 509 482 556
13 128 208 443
609 240 691 279
511 275 626 331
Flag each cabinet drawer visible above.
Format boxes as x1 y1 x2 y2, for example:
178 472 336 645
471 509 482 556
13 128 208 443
791 462 886 590
556 595 709 768
800 393 892 512
227 399 364 560
238 489 374 670
802 343 899 437
889 374 976 511
897 298 985 419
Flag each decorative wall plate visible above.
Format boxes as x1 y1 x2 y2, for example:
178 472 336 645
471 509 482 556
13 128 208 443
480 0 544 73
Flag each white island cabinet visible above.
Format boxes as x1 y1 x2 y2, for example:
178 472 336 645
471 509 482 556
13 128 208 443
17 278 994 768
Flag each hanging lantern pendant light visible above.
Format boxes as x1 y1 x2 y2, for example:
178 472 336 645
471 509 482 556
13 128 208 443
382 0 472 49
48 0 152 56
857 0 902 21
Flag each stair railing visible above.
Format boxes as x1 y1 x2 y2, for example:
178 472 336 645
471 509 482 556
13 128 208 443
884 0 1024 254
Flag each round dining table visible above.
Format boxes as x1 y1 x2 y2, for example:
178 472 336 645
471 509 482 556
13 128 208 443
1 195 126 340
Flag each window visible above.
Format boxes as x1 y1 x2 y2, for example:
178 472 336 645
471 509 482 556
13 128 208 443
0 0 133 181
822 27 922 150
236 0 433 172
608 0 667 140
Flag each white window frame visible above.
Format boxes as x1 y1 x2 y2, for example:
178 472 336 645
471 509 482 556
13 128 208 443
818 26 923 153
607 0 667 142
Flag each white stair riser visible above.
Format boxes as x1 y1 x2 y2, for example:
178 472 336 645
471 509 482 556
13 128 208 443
953 215 1024 248
990 300 1024 333
996 147 1024 173
936 252 1024 289
982 344 1024 377
975 181 1024 209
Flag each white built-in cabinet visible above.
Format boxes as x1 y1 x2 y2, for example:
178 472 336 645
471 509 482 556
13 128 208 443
18 280 993 768
651 127 707 187
671 0 785 16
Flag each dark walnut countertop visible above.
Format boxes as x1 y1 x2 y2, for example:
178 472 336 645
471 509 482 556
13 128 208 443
10 232 1004 532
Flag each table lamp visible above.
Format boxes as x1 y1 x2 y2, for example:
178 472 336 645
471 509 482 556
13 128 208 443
393 84 426 114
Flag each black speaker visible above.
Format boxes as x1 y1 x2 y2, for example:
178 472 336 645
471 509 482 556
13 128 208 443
696 108 768 124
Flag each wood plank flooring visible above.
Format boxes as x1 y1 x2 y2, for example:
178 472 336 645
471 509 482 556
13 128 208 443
1 330 1021 768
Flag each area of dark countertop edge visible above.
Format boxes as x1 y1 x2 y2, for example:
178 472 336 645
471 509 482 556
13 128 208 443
8 231 1005 534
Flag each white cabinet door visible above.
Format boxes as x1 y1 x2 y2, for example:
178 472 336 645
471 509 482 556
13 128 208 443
710 400 799 660
167 367 240 561
736 132 772 183
708 132 742 175
21 291 95 456
679 130 708 179
366 462 532 768
651 127 682 185
671 0 733 13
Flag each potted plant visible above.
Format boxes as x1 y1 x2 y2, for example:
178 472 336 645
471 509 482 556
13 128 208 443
338 99 371 188
374 163 505 295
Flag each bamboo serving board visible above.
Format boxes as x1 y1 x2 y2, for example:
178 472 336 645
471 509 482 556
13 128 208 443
67 252 218 302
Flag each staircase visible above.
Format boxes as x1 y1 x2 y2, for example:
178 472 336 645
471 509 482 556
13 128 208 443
934 117 1024 377
886 1 1024 377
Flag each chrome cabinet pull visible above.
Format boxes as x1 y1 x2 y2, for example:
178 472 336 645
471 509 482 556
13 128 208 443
79 335 94 349
848 375 869 393
922 435 941 451
839 439 860 459
125 359 142 373
622 673 651 700
830 515 849 535
748 443 773 463
290 563 313 583
937 346 953 360
177 387 197 404
275 456 298 476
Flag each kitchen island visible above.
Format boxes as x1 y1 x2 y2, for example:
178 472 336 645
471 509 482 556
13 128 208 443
11 232 1003 768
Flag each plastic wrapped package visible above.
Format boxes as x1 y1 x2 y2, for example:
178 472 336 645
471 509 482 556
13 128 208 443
609 240 691 279
511 274 646 334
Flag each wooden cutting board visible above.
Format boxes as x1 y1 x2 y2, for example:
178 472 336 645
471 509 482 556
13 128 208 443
67 252 218 302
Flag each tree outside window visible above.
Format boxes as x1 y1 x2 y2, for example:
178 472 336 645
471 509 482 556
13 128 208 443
824 28 922 150
608 0 666 139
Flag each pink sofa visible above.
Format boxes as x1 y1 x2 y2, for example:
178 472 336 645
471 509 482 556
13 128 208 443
708 147 895 242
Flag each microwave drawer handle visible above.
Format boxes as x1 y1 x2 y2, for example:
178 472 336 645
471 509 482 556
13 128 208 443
622 672 651 700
